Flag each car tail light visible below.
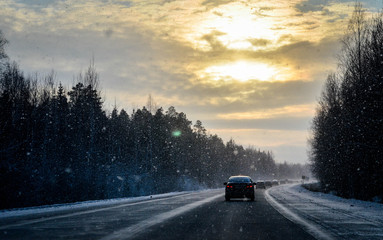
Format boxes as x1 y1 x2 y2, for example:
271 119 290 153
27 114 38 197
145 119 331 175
226 185 233 188
246 185 253 188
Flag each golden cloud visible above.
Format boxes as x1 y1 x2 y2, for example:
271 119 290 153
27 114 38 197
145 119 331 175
217 104 316 120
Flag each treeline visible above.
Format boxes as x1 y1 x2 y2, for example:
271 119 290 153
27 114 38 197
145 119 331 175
310 4 383 202
0 31 306 209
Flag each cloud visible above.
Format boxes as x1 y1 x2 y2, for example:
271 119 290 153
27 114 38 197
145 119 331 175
103 28 114 38
182 79 323 109
12 0 62 8
269 38 341 65
217 104 316 120
295 0 329 13
200 30 227 51
248 38 271 47
201 0 233 8
0 0 336 115
251 7 273 17
0 0 196 92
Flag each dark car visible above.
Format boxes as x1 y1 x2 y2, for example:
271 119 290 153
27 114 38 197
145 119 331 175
265 180 272 188
256 180 266 189
272 179 279 186
224 176 255 201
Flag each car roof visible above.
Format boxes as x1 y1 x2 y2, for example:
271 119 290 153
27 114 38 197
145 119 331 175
229 175 251 179
228 176 252 182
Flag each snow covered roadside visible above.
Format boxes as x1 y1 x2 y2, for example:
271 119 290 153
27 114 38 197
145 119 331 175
0 190 198 219
265 184 383 240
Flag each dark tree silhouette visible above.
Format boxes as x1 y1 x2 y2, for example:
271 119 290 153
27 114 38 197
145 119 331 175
310 4 383 202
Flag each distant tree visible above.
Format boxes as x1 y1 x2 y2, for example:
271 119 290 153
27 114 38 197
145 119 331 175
67 64 107 200
146 94 158 114
0 30 8 64
0 62 31 208
50 83 71 202
310 74 343 192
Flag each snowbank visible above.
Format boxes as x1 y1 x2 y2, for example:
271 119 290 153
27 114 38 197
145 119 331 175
0 191 195 219
266 184 383 240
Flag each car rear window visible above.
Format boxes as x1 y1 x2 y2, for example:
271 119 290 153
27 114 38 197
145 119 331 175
228 177 251 183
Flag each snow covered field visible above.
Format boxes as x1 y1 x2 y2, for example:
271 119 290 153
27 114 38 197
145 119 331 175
266 184 383 240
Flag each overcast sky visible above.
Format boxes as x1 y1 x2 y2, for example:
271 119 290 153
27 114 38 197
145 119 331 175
0 0 381 164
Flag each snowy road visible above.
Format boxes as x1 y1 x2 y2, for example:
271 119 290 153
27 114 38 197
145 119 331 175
266 184 383 240
2 184 381 239
0 188 313 240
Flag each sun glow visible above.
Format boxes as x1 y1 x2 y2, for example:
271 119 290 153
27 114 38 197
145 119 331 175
203 61 277 82
218 17 275 49
189 3 278 51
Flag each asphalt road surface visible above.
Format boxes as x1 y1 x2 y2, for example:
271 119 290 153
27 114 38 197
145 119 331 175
0 189 316 240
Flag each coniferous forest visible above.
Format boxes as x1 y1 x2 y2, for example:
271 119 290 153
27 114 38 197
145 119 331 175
0 30 309 209
310 5 383 202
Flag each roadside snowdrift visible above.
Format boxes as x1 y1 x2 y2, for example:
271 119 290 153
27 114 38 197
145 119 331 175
0 191 193 219
266 184 383 240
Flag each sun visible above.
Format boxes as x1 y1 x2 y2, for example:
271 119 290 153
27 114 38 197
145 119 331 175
203 61 277 82
188 3 278 51
217 16 276 50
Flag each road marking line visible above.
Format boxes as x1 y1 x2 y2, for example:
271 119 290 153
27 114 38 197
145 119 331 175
0 192 199 230
100 193 224 240
265 188 335 240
